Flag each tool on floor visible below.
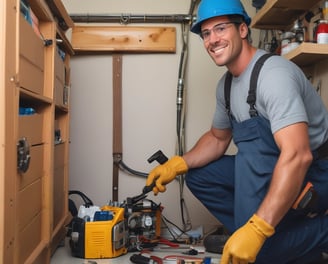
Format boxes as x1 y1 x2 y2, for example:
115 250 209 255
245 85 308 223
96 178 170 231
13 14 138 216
130 252 211 264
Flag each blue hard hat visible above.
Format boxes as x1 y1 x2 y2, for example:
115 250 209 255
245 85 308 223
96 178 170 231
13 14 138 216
191 0 251 34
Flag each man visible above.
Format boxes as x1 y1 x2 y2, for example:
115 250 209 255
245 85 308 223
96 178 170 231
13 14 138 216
145 0 328 263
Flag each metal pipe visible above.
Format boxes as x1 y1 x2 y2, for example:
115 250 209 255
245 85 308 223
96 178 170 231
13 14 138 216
69 13 194 24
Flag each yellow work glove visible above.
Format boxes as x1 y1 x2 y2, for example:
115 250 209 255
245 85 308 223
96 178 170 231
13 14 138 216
220 214 275 264
146 156 188 194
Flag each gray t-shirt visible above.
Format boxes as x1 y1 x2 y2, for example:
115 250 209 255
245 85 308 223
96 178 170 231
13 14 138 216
212 49 328 150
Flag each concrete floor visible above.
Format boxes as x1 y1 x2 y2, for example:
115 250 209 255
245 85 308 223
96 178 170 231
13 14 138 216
50 238 221 264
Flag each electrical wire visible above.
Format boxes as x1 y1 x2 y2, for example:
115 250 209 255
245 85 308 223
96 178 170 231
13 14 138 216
161 214 192 242
118 159 148 177
116 0 199 235
174 0 200 233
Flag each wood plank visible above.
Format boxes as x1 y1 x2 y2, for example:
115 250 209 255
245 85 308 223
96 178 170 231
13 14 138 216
71 25 176 53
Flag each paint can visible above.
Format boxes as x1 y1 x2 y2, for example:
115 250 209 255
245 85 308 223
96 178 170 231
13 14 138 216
316 20 328 44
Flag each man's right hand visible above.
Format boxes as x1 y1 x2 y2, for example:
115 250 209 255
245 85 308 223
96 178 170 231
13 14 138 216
146 156 188 194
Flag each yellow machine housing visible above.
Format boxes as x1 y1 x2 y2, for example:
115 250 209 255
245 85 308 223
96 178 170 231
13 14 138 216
85 206 127 258
70 206 127 259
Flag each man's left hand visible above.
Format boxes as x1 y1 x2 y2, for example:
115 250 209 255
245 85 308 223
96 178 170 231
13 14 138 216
220 214 275 264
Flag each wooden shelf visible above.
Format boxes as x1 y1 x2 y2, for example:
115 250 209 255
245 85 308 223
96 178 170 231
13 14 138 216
20 88 53 104
56 28 74 55
283 42 328 66
55 104 69 112
251 0 322 30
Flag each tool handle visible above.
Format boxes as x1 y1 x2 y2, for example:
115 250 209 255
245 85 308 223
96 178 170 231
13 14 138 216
130 254 153 264
147 150 168 165
142 181 156 194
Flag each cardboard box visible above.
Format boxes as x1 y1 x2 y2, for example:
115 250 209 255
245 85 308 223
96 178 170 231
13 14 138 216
19 15 44 95
55 51 65 83
19 56 44 95
54 143 66 226
54 143 66 168
18 113 44 146
17 213 42 264
53 169 65 227
18 179 42 231
55 77 65 107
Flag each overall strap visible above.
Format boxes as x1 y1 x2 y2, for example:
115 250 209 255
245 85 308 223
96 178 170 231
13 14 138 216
224 53 276 118
247 53 276 117
224 72 233 117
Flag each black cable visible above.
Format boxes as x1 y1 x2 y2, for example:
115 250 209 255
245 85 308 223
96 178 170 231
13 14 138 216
161 214 191 240
161 216 179 241
118 160 148 177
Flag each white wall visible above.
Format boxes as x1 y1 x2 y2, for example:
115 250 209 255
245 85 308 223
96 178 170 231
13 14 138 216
63 0 258 234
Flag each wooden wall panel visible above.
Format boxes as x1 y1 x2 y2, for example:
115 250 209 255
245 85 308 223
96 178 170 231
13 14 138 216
71 25 176 53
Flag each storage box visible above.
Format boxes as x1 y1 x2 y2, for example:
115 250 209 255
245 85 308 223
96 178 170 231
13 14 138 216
55 77 66 106
54 143 67 226
54 143 66 168
17 179 42 231
17 179 43 263
18 113 44 145
19 15 44 95
53 166 65 226
17 213 42 264
55 51 65 83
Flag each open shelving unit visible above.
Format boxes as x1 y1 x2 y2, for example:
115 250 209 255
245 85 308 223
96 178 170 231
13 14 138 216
251 0 328 66
251 0 323 30
0 0 74 262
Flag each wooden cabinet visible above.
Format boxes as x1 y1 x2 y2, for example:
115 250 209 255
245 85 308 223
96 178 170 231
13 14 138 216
0 0 74 263
251 0 328 67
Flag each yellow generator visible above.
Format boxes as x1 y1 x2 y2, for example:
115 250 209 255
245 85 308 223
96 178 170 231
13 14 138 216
70 206 128 259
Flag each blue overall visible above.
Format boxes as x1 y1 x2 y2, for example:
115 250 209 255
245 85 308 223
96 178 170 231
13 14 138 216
186 57 328 263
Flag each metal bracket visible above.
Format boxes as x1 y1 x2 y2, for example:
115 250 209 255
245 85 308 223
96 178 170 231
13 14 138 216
17 137 31 173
